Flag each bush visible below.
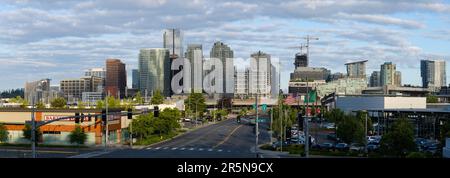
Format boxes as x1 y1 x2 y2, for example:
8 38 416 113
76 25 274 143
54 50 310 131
260 144 274 151
406 152 426 158
287 144 304 155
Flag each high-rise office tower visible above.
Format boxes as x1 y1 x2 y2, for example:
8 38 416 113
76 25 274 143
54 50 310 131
138 48 171 97
210 41 234 95
294 53 308 68
380 62 397 86
105 59 127 98
24 79 52 104
421 60 446 90
85 68 106 79
132 69 140 90
395 71 402 86
369 71 381 87
234 67 249 98
185 44 203 93
345 60 367 78
249 51 272 98
163 29 183 59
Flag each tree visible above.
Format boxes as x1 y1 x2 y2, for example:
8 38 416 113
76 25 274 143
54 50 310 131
151 90 164 105
131 113 155 140
185 92 206 118
22 124 42 144
0 123 9 143
134 91 144 105
69 125 87 146
77 101 86 109
336 115 365 144
106 96 121 108
96 100 104 109
51 97 67 108
36 101 45 109
426 95 438 103
356 111 373 135
380 118 416 157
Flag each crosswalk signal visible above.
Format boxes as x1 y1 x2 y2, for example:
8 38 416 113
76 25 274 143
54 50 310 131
80 113 85 123
75 113 80 124
127 108 133 119
102 109 106 124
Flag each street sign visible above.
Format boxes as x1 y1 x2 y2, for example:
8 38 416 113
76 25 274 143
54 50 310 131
252 103 256 110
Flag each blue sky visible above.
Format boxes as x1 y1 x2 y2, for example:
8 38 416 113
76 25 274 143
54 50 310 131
0 0 449 91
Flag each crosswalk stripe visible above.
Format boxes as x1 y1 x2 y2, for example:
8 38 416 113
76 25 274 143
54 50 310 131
208 149 213 151
180 148 186 150
155 147 161 150
171 147 178 150
189 148 194 151
227 150 231 152
198 148 204 151
218 149 223 152
163 147 169 150
146 147 152 150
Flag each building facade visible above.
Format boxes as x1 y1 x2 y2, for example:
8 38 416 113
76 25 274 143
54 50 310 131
290 67 331 81
345 60 367 78
210 41 234 95
85 68 106 79
105 59 126 98
234 67 249 98
380 62 398 86
369 71 381 87
60 76 103 103
163 29 183 59
421 59 447 91
316 77 367 97
24 79 53 104
294 53 308 68
132 69 140 90
249 51 272 98
185 44 204 93
139 48 171 97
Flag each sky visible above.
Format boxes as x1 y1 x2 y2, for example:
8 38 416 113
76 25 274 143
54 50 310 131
0 0 450 91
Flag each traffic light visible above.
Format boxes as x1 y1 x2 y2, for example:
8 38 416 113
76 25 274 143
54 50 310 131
285 127 292 139
75 113 80 124
297 113 304 131
102 109 106 124
80 113 85 123
127 108 133 119
154 106 159 118
87 114 92 121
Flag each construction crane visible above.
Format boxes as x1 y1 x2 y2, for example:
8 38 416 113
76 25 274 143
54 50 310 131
288 43 307 55
303 35 319 61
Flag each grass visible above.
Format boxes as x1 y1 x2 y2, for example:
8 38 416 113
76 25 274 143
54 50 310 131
0 143 89 148
134 132 180 145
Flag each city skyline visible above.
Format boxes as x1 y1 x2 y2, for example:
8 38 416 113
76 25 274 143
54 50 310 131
1 1 450 91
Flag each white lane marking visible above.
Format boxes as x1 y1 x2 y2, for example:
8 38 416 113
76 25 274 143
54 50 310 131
189 148 194 151
218 149 223 152
198 148 204 151
146 147 152 150
227 150 231 152
171 147 178 150
155 147 161 150
208 149 213 152
163 147 169 150
180 148 186 150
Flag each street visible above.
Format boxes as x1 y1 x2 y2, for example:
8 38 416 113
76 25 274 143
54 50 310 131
94 117 271 158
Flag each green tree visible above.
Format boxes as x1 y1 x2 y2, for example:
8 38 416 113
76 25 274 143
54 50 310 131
51 97 67 108
0 123 9 143
36 101 45 109
69 125 87 146
134 91 144 105
185 92 206 118
22 124 42 144
336 115 365 144
78 101 86 109
107 96 121 108
96 100 104 109
380 118 416 157
426 95 438 103
131 113 155 140
356 111 373 135
151 90 164 105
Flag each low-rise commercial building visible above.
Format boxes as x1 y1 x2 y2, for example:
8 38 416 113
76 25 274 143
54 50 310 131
0 109 126 146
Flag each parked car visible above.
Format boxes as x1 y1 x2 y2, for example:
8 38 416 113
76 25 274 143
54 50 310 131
272 141 289 149
349 143 364 152
335 143 349 151
317 142 335 150
183 118 191 122
367 144 379 151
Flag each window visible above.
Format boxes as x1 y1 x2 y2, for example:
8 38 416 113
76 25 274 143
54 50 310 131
43 131 61 134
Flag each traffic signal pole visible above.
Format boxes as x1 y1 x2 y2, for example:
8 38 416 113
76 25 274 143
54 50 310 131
255 92 259 158
31 96 36 158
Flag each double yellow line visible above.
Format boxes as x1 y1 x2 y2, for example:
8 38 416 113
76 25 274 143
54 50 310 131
213 125 243 148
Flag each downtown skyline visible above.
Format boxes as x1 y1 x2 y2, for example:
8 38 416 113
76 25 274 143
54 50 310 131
1 0 450 91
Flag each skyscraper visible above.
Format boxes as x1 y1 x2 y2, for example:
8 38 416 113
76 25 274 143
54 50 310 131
345 60 367 78
421 60 447 90
369 71 381 87
294 53 308 68
24 79 52 104
163 29 183 59
139 48 171 97
210 41 234 95
85 68 106 79
380 62 397 86
132 69 140 90
395 71 402 86
105 59 127 98
185 44 203 93
249 51 272 98
234 67 249 98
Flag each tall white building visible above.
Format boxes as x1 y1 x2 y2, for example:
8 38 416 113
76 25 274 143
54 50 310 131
249 51 272 98
84 68 106 78
185 44 203 93
234 67 249 98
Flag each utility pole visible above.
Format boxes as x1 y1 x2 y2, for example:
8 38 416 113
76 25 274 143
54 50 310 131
365 110 368 156
31 94 36 158
105 92 109 151
130 117 133 148
305 78 309 158
270 107 273 144
255 90 259 158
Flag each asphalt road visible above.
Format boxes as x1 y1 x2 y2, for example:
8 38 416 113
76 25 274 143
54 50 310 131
94 117 271 158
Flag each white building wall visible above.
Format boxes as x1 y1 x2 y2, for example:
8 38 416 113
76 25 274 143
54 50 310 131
336 96 426 114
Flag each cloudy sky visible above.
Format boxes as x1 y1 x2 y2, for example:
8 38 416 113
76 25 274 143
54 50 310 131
1 0 450 91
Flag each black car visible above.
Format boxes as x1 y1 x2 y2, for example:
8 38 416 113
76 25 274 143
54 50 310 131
316 142 335 150
335 143 349 151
